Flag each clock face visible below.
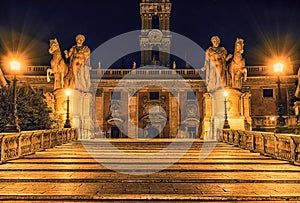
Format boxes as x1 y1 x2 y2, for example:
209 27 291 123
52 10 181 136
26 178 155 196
148 29 163 44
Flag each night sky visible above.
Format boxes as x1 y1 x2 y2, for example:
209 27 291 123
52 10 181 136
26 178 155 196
1 0 300 68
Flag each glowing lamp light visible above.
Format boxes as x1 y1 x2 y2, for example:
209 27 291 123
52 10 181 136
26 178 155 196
10 61 20 71
64 89 72 128
273 63 284 73
223 91 228 97
65 89 71 96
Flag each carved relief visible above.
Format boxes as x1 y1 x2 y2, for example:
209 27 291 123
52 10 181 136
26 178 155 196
140 38 150 48
186 102 198 118
110 100 121 119
161 38 171 49
140 4 171 14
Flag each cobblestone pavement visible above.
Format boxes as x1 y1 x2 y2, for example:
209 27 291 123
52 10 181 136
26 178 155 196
0 139 300 202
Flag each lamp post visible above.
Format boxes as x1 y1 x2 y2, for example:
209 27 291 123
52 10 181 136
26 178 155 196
4 61 21 133
223 90 230 129
273 63 286 132
64 89 71 128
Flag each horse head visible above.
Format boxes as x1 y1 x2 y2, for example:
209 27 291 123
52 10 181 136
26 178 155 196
234 38 244 55
49 38 60 55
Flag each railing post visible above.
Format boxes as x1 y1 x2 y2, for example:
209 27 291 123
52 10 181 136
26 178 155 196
55 129 58 145
291 136 300 165
274 134 279 158
17 134 22 159
30 132 35 153
0 135 4 164
41 130 44 150
291 136 297 163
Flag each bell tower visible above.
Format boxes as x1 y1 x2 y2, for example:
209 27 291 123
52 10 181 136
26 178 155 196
140 0 172 67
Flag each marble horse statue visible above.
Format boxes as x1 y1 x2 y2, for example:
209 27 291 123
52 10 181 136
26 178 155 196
228 38 247 89
47 39 68 90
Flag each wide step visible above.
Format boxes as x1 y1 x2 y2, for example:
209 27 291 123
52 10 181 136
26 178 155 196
0 139 299 202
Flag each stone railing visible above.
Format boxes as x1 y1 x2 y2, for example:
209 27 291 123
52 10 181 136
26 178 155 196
246 65 295 76
0 128 77 164
217 129 300 165
3 66 50 75
90 68 204 79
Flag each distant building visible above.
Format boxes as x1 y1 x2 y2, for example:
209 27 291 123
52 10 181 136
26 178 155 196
1 0 299 138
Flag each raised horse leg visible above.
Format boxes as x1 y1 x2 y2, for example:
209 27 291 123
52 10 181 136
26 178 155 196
47 68 53 82
61 73 64 88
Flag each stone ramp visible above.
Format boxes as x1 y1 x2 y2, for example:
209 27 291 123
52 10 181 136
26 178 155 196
0 139 300 202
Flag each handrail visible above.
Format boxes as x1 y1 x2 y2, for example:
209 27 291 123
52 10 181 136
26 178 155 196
0 128 77 164
217 129 300 166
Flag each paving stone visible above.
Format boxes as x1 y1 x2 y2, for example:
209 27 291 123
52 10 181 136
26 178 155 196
0 140 300 201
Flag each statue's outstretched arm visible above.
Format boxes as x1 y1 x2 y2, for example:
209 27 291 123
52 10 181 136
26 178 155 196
226 54 233 61
64 50 69 59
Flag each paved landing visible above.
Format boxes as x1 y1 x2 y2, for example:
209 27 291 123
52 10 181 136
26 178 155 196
0 139 300 202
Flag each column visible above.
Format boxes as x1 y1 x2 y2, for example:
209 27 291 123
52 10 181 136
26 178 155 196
128 90 138 138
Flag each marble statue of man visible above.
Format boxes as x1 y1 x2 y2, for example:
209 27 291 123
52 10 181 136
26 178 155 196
202 36 232 92
64 34 91 91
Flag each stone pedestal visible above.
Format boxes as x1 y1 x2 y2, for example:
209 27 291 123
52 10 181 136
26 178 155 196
202 88 251 140
54 89 93 139
201 93 212 139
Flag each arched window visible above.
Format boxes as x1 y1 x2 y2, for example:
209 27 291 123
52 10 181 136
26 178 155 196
152 15 159 29
152 45 160 61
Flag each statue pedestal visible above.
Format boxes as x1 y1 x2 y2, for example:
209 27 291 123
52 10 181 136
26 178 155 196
54 89 93 139
202 88 251 140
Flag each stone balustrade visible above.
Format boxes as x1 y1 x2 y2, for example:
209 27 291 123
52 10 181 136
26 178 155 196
0 128 77 164
90 68 204 79
246 65 295 76
217 129 300 165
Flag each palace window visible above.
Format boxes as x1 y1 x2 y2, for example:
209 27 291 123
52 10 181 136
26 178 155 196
187 91 196 100
150 92 159 100
111 91 121 100
152 45 160 61
152 15 159 29
263 89 273 98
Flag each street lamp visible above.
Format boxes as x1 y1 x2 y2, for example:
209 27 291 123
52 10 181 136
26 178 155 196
273 63 286 132
4 61 21 133
223 90 230 129
64 89 71 128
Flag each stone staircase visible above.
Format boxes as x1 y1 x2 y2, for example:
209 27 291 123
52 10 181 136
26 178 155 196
0 139 300 202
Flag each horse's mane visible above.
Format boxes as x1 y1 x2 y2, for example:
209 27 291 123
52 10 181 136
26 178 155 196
234 38 244 54
49 38 60 51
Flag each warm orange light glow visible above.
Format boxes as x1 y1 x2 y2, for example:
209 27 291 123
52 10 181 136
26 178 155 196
10 61 20 71
273 63 284 73
223 91 228 97
270 117 275 121
65 89 71 96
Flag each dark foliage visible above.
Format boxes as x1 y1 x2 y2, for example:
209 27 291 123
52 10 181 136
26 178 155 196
0 84 56 131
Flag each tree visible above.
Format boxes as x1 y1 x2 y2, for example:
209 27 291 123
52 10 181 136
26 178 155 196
0 84 57 131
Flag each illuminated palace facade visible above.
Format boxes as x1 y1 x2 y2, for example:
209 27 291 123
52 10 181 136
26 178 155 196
1 0 300 138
